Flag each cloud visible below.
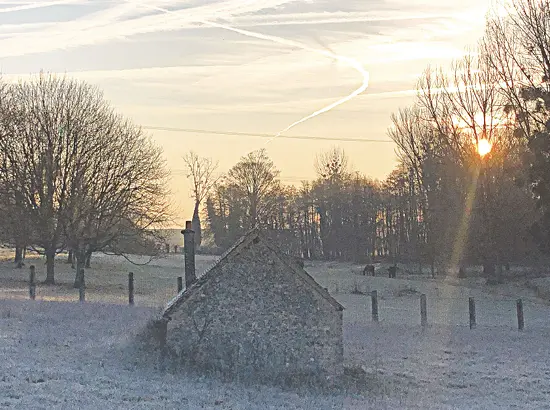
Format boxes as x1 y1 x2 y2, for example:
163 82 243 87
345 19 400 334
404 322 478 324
0 1 493 117
0 0 78 14
0 0 293 58
224 10 459 27
0 0 489 60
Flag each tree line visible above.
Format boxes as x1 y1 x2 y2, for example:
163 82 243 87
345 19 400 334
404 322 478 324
193 144 537 276
0 73 170 286
186 0 550 279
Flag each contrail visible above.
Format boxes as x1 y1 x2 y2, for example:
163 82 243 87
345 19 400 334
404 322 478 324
129 2 369 144
269 53 368 143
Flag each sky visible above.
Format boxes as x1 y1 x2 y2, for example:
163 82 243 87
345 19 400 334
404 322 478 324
0 0 494 225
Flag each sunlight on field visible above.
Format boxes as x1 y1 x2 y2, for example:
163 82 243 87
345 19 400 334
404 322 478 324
40 295 83 302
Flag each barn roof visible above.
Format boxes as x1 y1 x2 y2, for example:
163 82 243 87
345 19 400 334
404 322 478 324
163 228 344 317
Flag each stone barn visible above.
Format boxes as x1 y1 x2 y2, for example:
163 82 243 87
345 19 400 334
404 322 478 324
162 226 344 385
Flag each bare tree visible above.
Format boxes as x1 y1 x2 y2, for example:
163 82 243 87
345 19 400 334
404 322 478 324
415 66 466 164
312 147 351 259
414 52 508 166
0 73 170 285
389 106 435 186
387 37 540 275
483 0 550 137
226 149 281 230
314 146 349 181
0 79 32 267
481 0 550 259
62 116 170 287
0 73 88 283
183 152 220 248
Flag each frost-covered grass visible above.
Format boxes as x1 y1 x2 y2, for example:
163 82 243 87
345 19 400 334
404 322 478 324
2 299 550 409
1 250 550 408
0 300 401 409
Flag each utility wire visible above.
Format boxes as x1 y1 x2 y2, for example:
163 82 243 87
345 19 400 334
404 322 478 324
171 169 311 182
142 125 394 144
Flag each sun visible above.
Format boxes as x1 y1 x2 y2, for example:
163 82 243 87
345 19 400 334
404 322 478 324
477 138 492 157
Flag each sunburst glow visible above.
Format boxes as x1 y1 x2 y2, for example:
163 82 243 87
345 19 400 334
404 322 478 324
477 138 492 157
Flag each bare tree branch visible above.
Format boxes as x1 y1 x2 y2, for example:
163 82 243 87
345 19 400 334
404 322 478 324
183 152 220 206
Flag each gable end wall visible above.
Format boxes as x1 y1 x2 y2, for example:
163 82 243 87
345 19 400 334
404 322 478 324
166 241 343 383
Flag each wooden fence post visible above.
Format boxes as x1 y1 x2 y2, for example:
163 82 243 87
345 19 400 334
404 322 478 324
79 269 85 303
420 294 427 327
29 265 36 300
177 276 183 293
371 290 379 322
128 272 134 306
469 297 476 329
154 318 169 371
517 299 524 331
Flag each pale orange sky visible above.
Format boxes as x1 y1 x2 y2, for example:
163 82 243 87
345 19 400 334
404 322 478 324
0 0 493 226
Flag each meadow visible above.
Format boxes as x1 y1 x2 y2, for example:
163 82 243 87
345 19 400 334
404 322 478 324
1 250 549 409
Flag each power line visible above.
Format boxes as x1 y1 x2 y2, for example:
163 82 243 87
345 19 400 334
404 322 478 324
142 125 394 144
171 169 311 182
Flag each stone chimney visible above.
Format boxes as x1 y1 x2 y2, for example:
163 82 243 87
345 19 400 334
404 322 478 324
182 220 196 288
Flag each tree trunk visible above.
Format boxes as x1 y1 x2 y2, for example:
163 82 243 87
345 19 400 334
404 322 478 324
44 248 56 284
192 202 202 248
318 208 330 259
67 250 73 264
85 250 92 269
73 250 85 288
250 197 258 230
73 267 84 289
14 247 23 268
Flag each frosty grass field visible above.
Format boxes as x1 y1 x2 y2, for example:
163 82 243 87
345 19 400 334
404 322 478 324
1 250 550 409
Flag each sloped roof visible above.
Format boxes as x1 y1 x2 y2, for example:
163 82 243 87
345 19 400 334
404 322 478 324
163 228 344 318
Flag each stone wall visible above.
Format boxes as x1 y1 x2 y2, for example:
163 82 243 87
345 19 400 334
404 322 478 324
166 240 343 385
